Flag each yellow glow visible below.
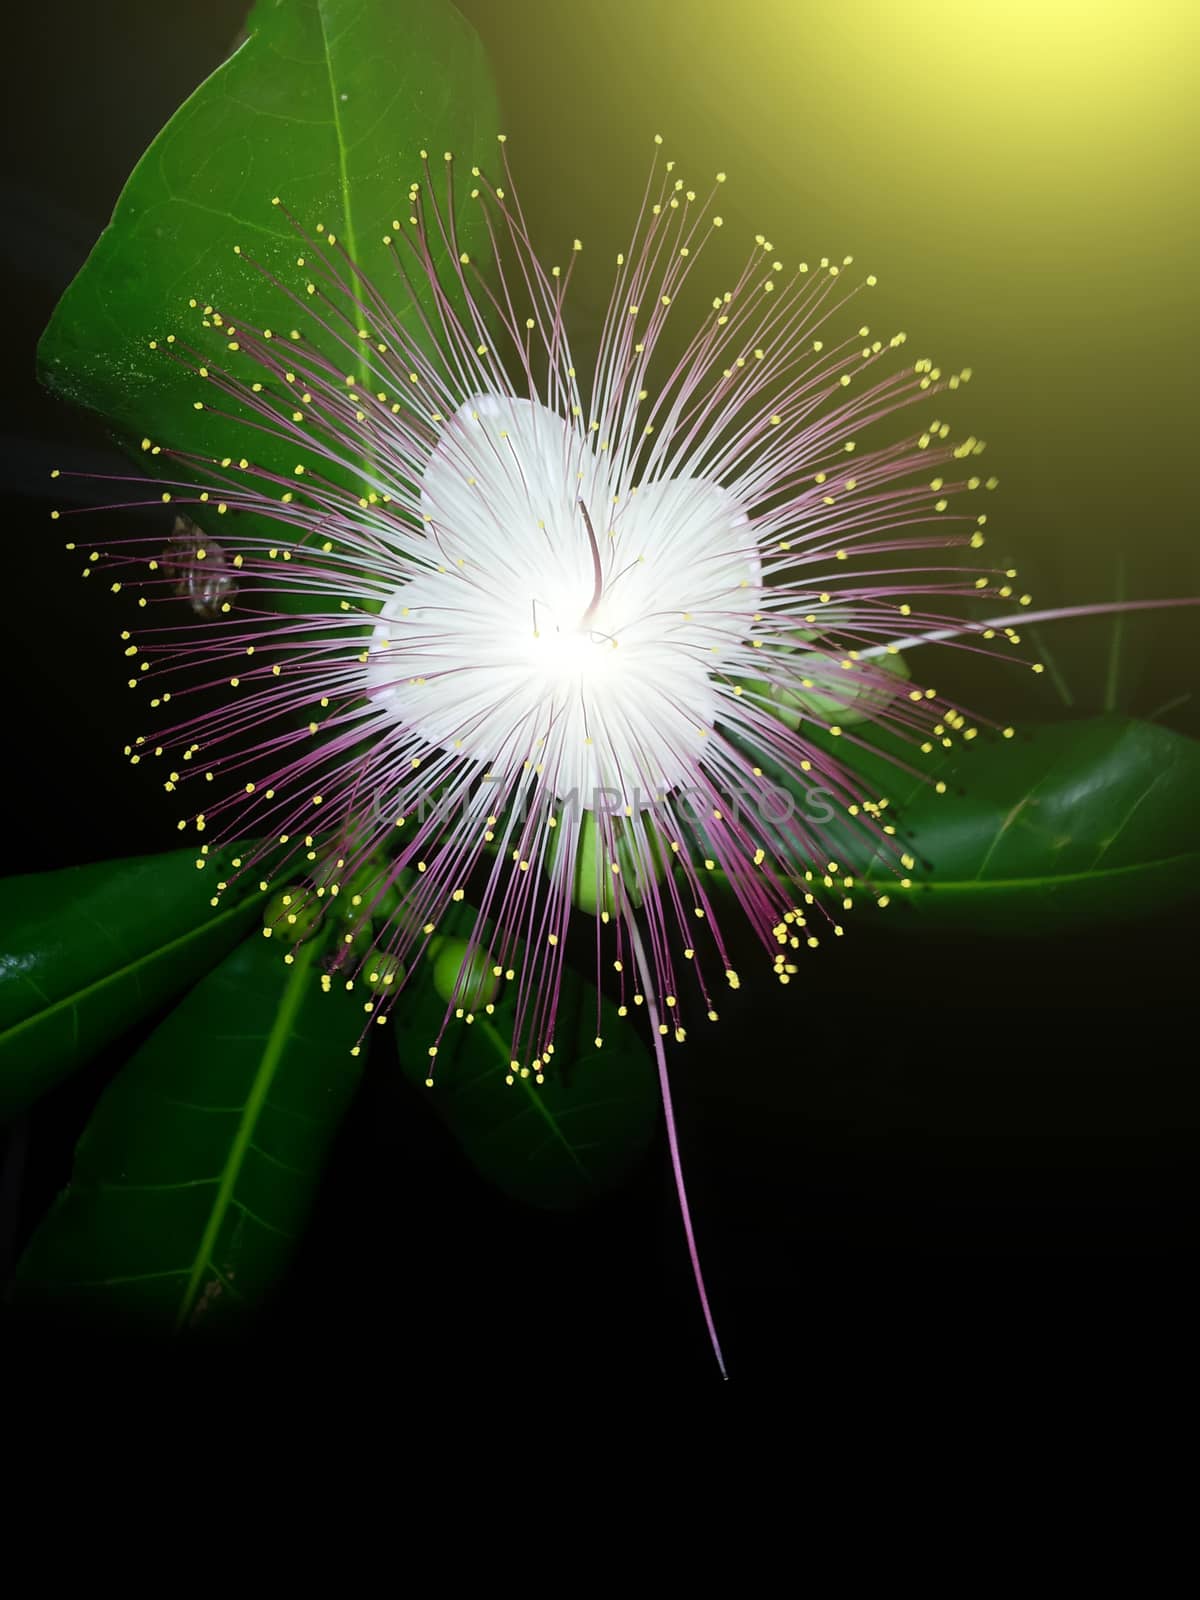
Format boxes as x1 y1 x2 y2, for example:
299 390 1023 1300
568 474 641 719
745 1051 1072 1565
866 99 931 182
480 0 1199 614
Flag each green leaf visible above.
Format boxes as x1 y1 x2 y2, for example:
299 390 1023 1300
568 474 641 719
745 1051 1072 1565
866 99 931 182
815 716 1200 933
39 0 500 510
0 847 263 1117
11 934 362 1330
392 919 659 1210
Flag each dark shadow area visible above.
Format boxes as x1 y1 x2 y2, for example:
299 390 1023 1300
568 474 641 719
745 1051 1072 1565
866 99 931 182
1 1 1196 1414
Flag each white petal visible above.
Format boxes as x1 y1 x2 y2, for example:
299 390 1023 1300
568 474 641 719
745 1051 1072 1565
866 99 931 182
369 418 762 808
420 394 607 549
616 476 762 602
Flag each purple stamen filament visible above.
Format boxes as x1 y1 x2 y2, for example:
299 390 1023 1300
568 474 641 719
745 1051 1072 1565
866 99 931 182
626 910 728 1380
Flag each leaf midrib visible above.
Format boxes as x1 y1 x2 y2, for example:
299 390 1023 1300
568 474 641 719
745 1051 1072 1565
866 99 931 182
315 0 378 486
173 936 318 1329
0 894 260 1050
315 1 363 293
866 849 1200 895
707 848 1200 903
477 1019 590 1179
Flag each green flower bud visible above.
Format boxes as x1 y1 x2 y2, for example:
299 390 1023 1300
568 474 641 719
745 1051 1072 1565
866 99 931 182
431 937 500 1009
309 850 405 923
335 862 391 922
788 604 856 642
262 884 323 941
548 809 665 917
745 639 911 731
364 952 406 991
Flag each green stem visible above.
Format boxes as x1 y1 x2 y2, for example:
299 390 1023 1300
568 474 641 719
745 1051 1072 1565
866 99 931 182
1028 626 1075 709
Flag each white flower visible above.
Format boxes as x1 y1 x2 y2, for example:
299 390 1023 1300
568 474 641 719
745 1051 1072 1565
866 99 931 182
367 394 760 802
68 139 1015 1375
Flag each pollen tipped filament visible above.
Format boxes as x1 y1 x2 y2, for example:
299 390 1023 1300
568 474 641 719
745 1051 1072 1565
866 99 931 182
69 134 1013 1377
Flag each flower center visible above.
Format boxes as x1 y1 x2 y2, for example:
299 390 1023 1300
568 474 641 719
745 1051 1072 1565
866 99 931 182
523 499 617 677
529 619 615 678
365 396 763 805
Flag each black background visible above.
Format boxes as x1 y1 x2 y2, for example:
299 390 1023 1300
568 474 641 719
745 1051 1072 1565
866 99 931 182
1 0 1196 1411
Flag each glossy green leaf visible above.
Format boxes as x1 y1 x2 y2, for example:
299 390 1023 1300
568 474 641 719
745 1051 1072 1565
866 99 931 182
39 0 500 512
0 847 263 1117
808 715 1200 932
393 918 659 1210
11 934 362 1329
